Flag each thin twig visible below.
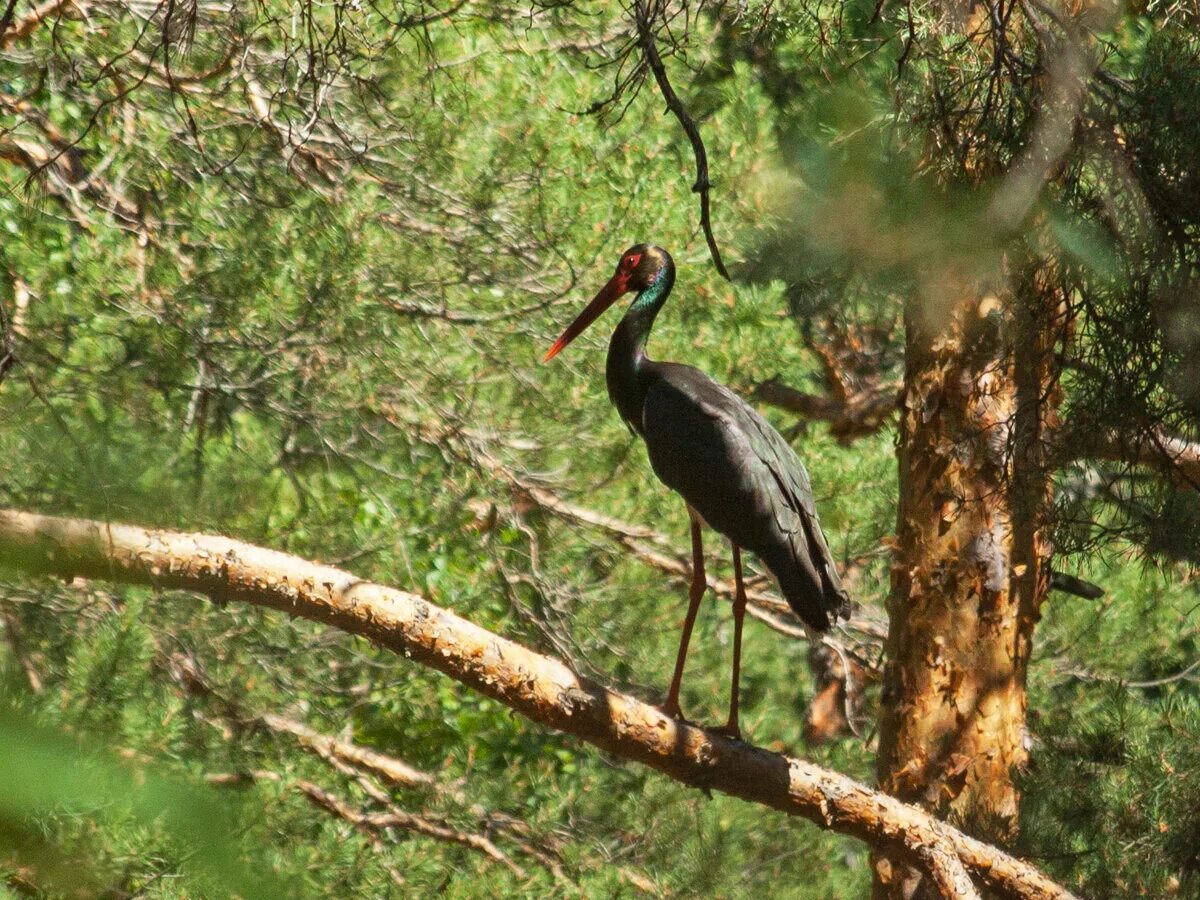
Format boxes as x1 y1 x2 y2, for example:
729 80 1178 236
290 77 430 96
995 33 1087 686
207 771 405 886
162 648 574 882
295 779 527 879
1065 658 1200 690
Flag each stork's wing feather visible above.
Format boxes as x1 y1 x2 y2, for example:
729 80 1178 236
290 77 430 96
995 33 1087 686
641 363 850 631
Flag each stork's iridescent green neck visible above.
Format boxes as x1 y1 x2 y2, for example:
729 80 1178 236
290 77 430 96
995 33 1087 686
606 254 676 432
541 243 677 430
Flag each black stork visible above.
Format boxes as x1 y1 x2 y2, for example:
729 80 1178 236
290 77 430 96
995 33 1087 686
544 244 851 737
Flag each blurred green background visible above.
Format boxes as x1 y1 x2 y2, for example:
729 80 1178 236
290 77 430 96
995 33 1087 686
2 2 1199 896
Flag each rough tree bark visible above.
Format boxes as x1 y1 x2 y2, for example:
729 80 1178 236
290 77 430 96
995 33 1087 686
874 267 1062 897
0 508 1077 900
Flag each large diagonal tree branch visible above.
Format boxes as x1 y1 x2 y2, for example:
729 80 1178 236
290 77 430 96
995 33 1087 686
0 509 1074 900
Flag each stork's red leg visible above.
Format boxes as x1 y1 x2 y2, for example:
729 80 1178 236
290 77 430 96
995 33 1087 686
721 544 748 739
662 515 705 720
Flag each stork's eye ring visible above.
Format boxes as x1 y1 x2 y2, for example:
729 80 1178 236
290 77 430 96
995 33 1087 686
624 253 642 271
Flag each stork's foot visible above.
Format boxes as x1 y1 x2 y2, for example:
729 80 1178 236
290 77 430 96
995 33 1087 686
658 697 688 723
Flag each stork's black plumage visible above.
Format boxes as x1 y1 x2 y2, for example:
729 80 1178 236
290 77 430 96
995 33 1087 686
642 365 850 630
545 244 849 736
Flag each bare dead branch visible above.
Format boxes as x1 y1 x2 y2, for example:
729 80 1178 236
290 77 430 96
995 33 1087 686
205 771 402 885
163 647 576 883
295 779 527 879
1087 428 1200 487
206 768 527 879
1137 431 1200 485
1060 657 1200 690
0 508 1076 900
632 1 730 281
258 713 439 791
242 73 340 187
427 414 889 654
754 376 901 443
750 320 903 444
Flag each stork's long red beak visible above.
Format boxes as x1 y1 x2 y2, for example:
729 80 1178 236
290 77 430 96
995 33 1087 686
543 272 630 362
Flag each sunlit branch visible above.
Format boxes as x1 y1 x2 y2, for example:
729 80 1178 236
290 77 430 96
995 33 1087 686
0 508 1075 900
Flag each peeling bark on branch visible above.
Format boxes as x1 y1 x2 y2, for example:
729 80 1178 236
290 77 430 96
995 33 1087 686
0 509 1074 900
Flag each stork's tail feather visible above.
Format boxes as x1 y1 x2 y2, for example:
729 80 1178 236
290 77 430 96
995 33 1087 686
769 554 851 633
825 560 852 624
834 585 852 624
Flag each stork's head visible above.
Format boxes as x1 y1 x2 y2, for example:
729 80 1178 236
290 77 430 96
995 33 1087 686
543 244 671 361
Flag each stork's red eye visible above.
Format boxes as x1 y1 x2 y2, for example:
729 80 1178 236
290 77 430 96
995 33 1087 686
624 253 642 270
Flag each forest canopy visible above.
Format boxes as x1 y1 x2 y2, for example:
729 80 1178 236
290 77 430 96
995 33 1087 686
2 1 1199 897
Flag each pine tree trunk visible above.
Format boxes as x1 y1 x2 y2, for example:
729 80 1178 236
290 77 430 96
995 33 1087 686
873 266 1061 898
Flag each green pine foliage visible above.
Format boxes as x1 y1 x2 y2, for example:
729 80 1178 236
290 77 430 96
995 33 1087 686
1 2 1197 897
